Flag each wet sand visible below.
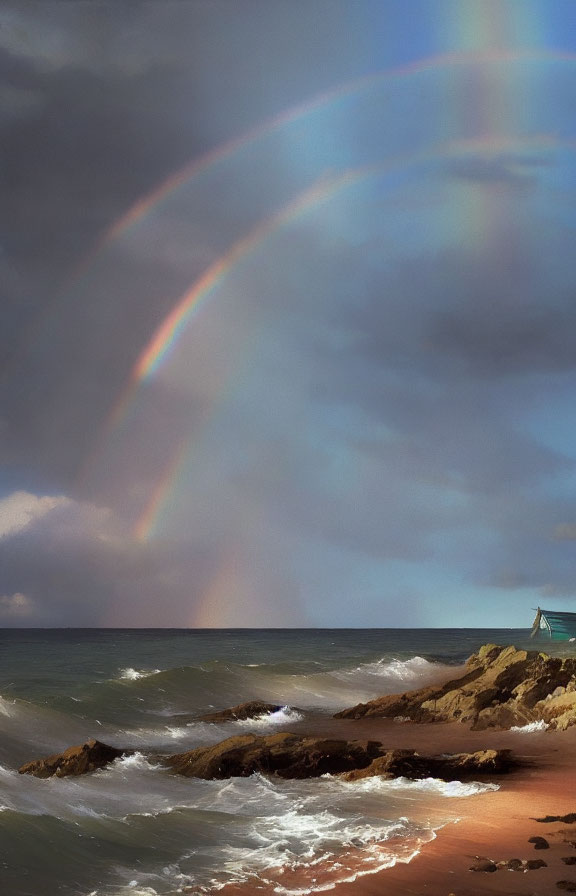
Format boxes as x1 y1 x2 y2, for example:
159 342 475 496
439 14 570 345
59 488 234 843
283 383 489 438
204 718 576 896
329 719 576 896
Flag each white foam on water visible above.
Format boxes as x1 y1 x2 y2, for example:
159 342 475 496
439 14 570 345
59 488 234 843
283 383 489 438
117 706 303 753
333 655 458 690
119 668 162 681
510 720 549 733
193 810 440 896
112 721 216 750
4 755 501 896
234 706 304 728
0 695 16 717
332 774 499 797
109 752 163 772
351 655 437 679
266 656 461 711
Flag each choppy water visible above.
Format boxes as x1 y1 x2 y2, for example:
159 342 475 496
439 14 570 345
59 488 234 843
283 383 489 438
0 627 549 895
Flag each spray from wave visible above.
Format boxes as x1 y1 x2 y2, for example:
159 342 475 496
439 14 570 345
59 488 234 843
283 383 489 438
234 706 304 727
119 668 162 681
510 720 549 733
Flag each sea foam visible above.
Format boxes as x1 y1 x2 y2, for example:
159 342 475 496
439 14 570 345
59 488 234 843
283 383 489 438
323 772 499 798
234 706 304 727
119 668 162 681
333 655 457 690
0 695 16 717
510 720 549 733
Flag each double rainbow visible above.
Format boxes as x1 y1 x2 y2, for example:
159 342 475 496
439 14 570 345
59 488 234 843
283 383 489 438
73 46 576 548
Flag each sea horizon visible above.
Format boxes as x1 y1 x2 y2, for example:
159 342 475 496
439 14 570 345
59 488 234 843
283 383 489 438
0 624 530 630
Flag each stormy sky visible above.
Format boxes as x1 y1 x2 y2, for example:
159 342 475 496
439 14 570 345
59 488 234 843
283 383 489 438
3 0 576 627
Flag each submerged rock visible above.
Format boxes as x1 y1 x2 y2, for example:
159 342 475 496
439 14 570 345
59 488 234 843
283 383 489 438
335 644 576 731
18 739 127 778
197 701 288 722
165 733 517 781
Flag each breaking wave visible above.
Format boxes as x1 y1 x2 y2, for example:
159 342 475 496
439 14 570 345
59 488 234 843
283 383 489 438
119 668 162 680
0 628 510 895
0 769 489 896
234 705 304 727
0 695 16 717
510 720 549 733
349 775 500 797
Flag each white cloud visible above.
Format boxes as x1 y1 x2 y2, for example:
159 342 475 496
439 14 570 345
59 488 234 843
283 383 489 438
0 491 71 539
0 591 32 618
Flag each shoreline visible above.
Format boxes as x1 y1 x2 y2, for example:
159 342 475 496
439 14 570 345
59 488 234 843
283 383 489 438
319 720 576 896
202 719 576 896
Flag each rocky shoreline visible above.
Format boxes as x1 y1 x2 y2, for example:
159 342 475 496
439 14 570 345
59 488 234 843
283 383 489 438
18 731 519 782
19 642 573 782
15 642 576 894
335 642 576 730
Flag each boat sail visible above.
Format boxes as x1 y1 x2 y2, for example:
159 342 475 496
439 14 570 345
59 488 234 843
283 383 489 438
531 607 576 640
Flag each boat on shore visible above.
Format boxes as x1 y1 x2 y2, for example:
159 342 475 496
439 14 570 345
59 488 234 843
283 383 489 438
530 607 576 640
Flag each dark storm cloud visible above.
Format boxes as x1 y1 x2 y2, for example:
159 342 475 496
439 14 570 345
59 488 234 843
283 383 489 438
226 231 576 581
339 240 576 381
146 216 576 578
0 0 373 496
4 0 576 626
1 58 205 275
476 515 576 601
0 45 45 93
0 255 193 483
430 305 576 376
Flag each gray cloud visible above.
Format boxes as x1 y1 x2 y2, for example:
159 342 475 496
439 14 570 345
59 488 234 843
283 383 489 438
442 153 544 191
430 305 576 376
3 2 576 625
0 491 307 626
0 0 375 498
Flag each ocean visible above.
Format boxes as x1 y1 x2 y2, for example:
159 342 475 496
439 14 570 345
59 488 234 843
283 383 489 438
0 627 559 896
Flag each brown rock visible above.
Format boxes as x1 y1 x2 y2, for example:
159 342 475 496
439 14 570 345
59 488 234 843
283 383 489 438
469 857 497 872
526 859 547 869
335 644 576 731
528 836 549 849
562 857 576 865
18 739 127 778
501 858 524 871
341 748 518 782
557 883 576 892
165 733 519 781
165 733 383 779
537 813 576 824
197 701 290 722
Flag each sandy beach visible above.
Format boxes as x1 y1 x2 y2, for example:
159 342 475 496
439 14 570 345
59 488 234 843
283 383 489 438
329 724 576 896
206 718 576 896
